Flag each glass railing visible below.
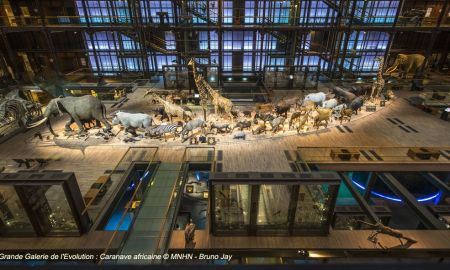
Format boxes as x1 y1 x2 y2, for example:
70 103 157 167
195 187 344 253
185 146 216 163
0 13 446 27
297 146 450 163
81 147 159 223
97 147 205 264
0 16 132 26
97 147 162 264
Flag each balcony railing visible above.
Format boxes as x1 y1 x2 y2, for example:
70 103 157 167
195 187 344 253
1 13 445 28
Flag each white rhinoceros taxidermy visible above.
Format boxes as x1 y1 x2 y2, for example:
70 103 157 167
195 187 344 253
386 54 426 79
112 111 153 136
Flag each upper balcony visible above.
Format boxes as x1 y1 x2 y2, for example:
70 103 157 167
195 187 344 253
0 0 448 30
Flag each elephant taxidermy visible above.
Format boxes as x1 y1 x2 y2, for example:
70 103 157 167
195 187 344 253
385 54 426 79
27 95 111 137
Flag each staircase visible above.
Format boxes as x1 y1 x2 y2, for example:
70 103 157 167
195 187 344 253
122 31 171 55
323 0 340 11
172 0 219 25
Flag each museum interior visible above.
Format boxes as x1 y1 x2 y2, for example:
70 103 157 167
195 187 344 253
0 0 449 267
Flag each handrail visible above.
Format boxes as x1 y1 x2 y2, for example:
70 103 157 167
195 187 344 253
159 146 216 262
297 146 450 149
97 147 160 264
81 74 161 216
150 149 189 263
297 146 450 163
1 13 442 27
81 147 135 216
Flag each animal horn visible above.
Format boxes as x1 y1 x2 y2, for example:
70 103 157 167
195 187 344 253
27 117 48 128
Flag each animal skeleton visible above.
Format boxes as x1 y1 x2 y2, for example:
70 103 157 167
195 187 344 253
358 220 417 249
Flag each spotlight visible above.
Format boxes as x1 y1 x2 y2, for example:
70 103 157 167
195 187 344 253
289 75 294 80
228 77 232 81
242 77 247 81
210 77 215 82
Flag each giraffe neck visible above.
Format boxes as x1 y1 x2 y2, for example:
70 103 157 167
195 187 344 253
377 62 384 78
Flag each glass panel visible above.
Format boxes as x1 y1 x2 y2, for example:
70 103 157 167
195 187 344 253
294 184 334 232
256 185 290 234
213 184 250 233
44 185 79 234
0 186 35 236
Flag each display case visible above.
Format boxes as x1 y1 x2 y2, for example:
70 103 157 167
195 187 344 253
0 172 91 237
210 172 340 236
333 205 392 230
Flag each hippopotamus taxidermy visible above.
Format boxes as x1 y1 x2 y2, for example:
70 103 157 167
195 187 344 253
332 87 357 103
27 95 111 136
348 97 364 115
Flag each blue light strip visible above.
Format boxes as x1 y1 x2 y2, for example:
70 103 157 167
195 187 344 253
351 180 441 203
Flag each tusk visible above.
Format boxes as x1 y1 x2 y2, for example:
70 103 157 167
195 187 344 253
27 117 48 128
386 66 397 73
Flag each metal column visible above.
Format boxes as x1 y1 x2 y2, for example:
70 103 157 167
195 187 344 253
378 173 446 229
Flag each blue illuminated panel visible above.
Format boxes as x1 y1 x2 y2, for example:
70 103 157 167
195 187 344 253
189 0 219 24
75 0 131 24
343 31 389 72
299 1 338 25
351 178 441 203
84 32 143 74
222 53 232 71
139 0 174 24
255 0 291 24
223 1 233 24
155 54 177 70
165 31 176 50
354 0 399 25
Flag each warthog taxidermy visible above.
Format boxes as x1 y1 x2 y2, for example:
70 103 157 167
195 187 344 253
270 116 286 133
233 120 252 131
209 122 231 134
339 108 353 124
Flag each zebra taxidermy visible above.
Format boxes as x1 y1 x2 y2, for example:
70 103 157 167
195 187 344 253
145 124 179 141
